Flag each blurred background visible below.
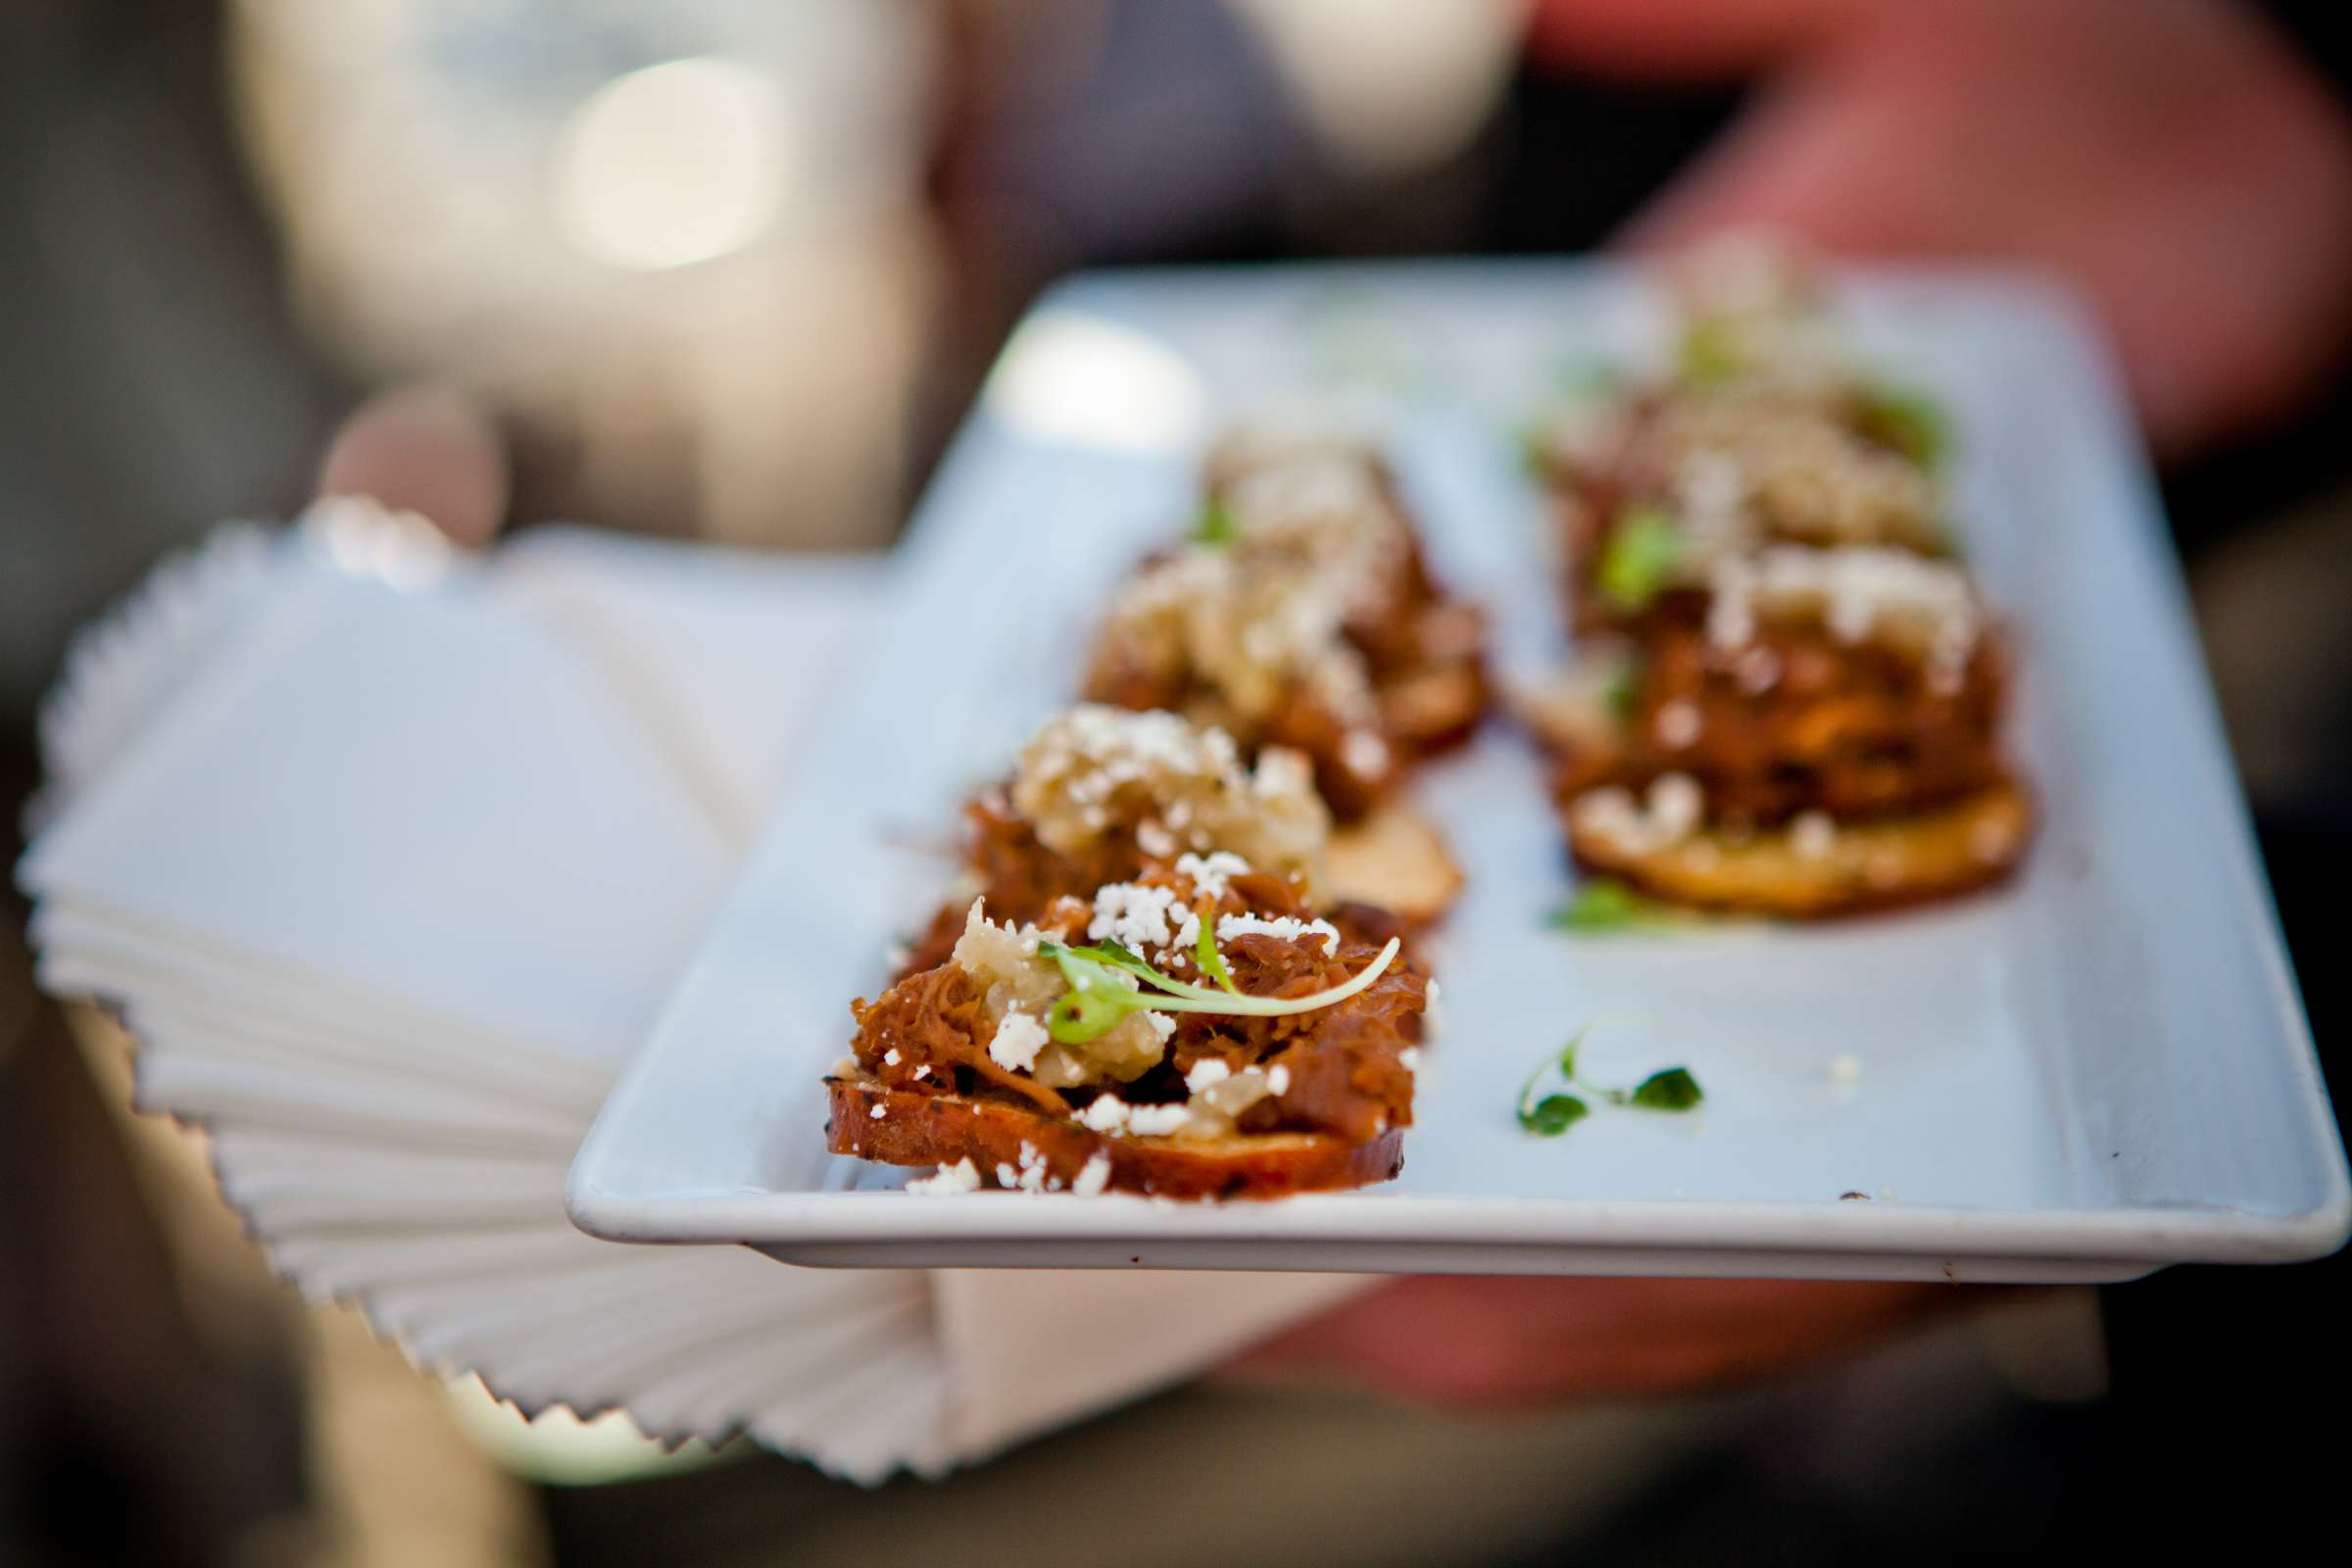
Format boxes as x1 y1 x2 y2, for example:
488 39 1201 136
4 1 2347 1562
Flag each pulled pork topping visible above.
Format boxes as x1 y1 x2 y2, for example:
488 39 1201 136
850 861 1421 1146
1083 441 1485 819
1008 705 1331 895
1556 617 2008 826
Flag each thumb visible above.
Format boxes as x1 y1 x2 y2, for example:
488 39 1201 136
316 385 512 551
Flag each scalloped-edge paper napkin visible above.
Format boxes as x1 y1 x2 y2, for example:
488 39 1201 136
17 503 1369 1482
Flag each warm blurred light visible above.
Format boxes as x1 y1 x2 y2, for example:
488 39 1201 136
551 57 789 271
1233 0 1527 174
983 310 1210 454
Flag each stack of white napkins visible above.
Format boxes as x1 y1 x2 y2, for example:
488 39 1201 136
18 502 1365 1482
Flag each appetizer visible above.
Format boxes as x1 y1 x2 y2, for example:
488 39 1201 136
898 704 1456 976
1531 237 1952 635
1523 238 2032 916
1082 430 1487 819
829 855 1427 1199
1527 554 2031 916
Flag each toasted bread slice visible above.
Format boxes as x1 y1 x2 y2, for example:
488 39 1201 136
1327 801 1464 923
1567 777 2033 918
826 1076 1405 1200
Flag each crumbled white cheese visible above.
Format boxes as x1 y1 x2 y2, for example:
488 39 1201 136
1078 1096 1131 1133
1790 810 1838 861
987 1009 1050 1074
882 1049 902 1067
1185 1058 1233 1093
1212 911 1343 957
1008 707 1331 901
1123 1103 1192 1137
1732 644 1782 694
1398 1048 1422 1071
1072 1152 1113 1198
1340 728 1391 780
1653 699 1702 749
1174 849 1251 903
905 1157 982 1197
869 1103 887 1119
1266 1064 1292 1097
1088 880 1185 952
1570 773 1708 855
1708 544 1979 676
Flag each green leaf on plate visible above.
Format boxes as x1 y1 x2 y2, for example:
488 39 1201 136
1519 1094 1590 1137
1629 1067 1705 1112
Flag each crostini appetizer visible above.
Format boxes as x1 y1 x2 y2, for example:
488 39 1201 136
831 855 1427 1199
1082 430 1487 819
899 704 1458 975
1523 238 2031 917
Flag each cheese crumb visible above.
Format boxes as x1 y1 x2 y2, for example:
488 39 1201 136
1072 1152 1113 1198
1211 911 1343 957
1088 880 1185 952
1266 1064 1292 1097
987 1009 1050 1074
1653 699 1702 750
1174 849 1251 903
869 1103 886 1119
1790 810 1837 860
906 1157 982 1197
1123 1103 1191 1137
1078 1096 1131 1133
1185 1058 1233 1093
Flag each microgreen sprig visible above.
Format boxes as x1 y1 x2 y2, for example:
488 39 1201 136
1036 913 1399 1046
1516 1028 1704 1137
1546 877 1680 934
1858 381 1953 472
1194 498 1239 546
1595 506 1684 612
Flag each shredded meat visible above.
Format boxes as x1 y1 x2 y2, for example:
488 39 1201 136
855 862 1422 1146
1559 618 2007 824
1082 540 1486 820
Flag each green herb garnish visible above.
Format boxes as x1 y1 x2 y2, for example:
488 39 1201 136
1859 383 1952 471
1194 498 1239 546
1601 653 1644 719
1516 1030 1704 1136
1676 319 1746 387
1521 1094 1589 1136
1595 506 1684 612
1195 906 1243 997
1036 916 1400 1046
1548 878 1647 932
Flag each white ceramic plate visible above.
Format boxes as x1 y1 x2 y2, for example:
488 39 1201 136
567 261 2349 1281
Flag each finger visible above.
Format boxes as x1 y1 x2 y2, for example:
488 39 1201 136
1525 0 1865 79
316 385 512 550
1232 1275 1957 1405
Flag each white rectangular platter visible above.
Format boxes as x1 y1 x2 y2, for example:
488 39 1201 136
568 261 2349 1281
